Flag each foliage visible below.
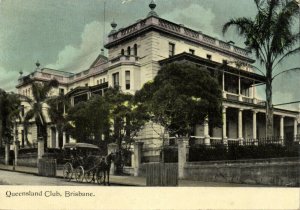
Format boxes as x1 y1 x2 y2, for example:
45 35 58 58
0 89 21 146
66 95 110 145
222 0 300 136
22 79 59 149
135 63 223 138
104 87 150 149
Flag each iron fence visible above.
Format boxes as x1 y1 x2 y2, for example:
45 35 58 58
188 136 299 162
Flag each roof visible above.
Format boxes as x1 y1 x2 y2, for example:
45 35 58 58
40 68 75 77
63 143 100 149
159 52 266 84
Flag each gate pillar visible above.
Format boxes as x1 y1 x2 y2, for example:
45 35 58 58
133 142 143 176
107 143 118 175
178 137 189 179
14 140 20 166
5 143 10 165
38 137 44 160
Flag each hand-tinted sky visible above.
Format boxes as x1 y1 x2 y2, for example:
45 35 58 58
0 0 299 109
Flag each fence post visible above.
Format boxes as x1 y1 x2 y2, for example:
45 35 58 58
5 143 10 165
178 137 188 179
133 142 143 177
107 143 118 175
14 140 20 166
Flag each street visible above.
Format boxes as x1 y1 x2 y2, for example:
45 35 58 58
0 170 119 186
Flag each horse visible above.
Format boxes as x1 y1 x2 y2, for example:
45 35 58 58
97 152 114 185
85 152 114 185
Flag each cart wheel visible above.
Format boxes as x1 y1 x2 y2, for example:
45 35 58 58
96 170 105 185
85 170 95 183
75 166 85 182
63 163 73 182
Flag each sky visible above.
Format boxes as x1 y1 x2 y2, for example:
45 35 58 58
0 0 299 110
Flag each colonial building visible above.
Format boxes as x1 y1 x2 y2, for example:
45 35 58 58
15 1 299 160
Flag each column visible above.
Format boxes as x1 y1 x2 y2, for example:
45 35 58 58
204 116 210 145
294 118 298 142
178 137 189 179
238 76 242 101
222 72 226 98
55 128 59 149
222 107 228 145
133 142 143 177
280 116 284 141
252 111 257 140
62 132 66 147
238 109 243 140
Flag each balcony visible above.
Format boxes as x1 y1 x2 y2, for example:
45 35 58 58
224 91 266 106
109 55 139 65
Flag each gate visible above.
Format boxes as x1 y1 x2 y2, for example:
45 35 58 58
38 159 57 177
146 163 178 186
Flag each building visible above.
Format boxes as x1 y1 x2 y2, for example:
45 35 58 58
15 1 299 161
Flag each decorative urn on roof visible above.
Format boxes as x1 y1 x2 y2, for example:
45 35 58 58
147 0 158 17
109 20 118 35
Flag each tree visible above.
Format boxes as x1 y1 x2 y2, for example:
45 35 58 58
104 88 149 150
0 89 21 147
23 79 59 149
66 95 110 145
135 63 223 140
222 0 300 137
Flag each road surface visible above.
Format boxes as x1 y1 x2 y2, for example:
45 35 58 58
0 170 117 186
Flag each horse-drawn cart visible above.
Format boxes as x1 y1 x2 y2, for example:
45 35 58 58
62 143 112 184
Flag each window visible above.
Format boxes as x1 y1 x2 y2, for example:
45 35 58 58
169 43 175 57
20 105 24 117
222 59 228 65
134 44 138 56
112 73 119 88
127 46 131 55
103 78 105 83
59 88 64 95
100 79 102 84
96 80 99 85
125 71 130 90
121 49 125 55
206 54 212 60
85 83 88 87
189 49 195 55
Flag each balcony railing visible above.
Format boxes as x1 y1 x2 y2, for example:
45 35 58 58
107 16 251 59
224 91 265 106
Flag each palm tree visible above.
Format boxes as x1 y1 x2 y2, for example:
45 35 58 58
22 79 59 149
222 0 300 137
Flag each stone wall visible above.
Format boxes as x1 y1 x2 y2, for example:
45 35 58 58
0 157 4 164
17 154 38 167
184 157 300 186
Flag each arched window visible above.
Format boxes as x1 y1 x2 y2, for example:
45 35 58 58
127 46 131 55
134 44 138 56
121 49 125 55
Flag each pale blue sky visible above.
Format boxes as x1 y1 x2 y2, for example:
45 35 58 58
0 0 299 109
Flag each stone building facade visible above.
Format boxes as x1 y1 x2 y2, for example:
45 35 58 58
15 2 299 160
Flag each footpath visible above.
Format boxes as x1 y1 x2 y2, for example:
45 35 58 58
0 163 259 187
